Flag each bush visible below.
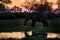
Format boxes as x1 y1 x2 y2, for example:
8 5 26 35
0 12 60 20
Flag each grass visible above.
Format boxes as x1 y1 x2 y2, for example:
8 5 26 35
0 19 43 32
0 18 60 33
22 37 46 40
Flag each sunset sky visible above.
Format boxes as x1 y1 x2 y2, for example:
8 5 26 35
6 0 58 9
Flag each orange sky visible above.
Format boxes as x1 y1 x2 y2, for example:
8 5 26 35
6 0 26 9
6 0 58 9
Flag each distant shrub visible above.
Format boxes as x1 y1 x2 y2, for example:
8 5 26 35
0 12 60 20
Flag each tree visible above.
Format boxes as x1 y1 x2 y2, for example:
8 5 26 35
0 3 5 11
0 0 11 11
0 0 11 4
57 0 60 8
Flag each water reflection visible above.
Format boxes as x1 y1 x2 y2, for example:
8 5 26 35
0 31 32 39
0 32 60 39
47 33 58 38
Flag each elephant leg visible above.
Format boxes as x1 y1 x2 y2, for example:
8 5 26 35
24 18 29 26
31 19 36 27
43 20 48 27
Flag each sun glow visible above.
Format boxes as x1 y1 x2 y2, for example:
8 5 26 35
5 0 58 9
47 0 58 9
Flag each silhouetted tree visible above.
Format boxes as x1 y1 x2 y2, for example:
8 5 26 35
0 0 11 11
0 3 5 11
0 0 11 4
36 3 52 12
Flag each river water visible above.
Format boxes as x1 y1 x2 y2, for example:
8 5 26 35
0 31 60 39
